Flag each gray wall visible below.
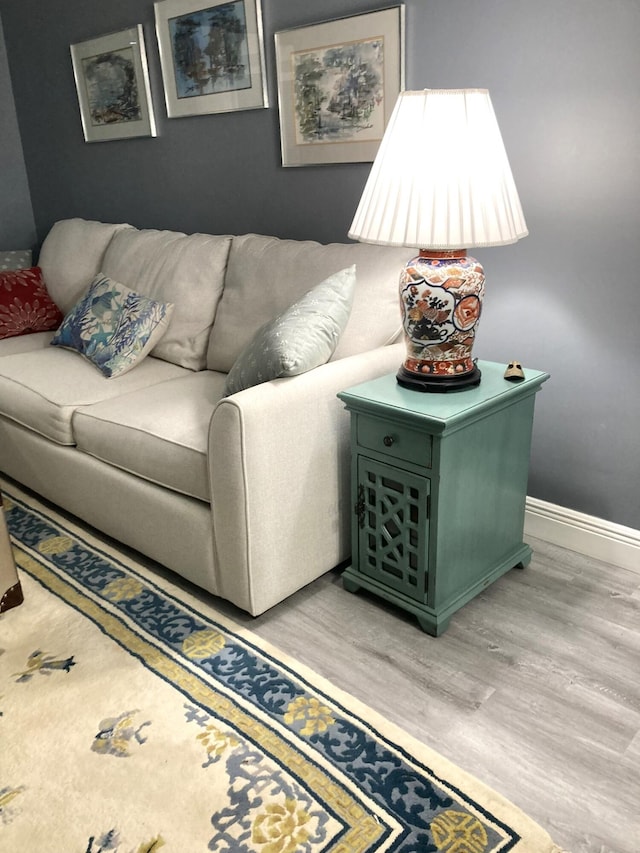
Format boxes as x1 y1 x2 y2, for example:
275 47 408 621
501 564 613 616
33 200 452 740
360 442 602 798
1 0 638 530
0 13 35 249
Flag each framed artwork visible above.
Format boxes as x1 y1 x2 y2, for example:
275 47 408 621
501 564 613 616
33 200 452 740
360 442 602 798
275 6 405 167
155 0 268 118
70 26 157 143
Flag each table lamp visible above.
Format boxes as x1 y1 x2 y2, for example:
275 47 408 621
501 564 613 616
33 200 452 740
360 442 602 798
348 88 528 391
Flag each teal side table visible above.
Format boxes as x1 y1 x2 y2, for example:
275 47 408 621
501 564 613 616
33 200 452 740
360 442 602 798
337 361 549 636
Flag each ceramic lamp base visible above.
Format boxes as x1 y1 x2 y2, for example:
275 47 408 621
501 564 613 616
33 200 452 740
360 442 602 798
398 249 485 393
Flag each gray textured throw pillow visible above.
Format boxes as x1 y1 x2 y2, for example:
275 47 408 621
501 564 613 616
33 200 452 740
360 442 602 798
0 250 32 271
224 265 356 395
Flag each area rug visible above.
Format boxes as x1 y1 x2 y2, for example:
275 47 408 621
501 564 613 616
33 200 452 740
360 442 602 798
1 481 565 852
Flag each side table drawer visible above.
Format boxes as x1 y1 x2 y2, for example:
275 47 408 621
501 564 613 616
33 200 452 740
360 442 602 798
356 414 432 468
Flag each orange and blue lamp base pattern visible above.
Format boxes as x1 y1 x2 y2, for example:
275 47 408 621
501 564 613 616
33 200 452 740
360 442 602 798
397 249 485 392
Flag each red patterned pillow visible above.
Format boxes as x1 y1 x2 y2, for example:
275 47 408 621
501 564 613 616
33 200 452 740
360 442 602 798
0 266 64 340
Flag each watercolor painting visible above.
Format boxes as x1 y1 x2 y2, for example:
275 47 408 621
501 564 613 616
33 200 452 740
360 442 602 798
169 0 250 98
71 26 157 142
275 7 404 166
82 48 141 126
293 37 385 146
155 0 267 116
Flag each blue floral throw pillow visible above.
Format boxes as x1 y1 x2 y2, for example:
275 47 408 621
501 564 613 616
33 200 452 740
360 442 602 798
224 265 356 395
50 273 174 378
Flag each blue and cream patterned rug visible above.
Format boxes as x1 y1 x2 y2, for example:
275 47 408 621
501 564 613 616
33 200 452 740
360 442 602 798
1 481 565 852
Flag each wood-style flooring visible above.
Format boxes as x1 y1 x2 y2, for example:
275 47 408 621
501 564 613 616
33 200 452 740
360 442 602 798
216 537 640 853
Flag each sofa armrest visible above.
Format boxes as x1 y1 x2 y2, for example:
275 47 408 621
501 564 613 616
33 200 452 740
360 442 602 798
208 343 403 615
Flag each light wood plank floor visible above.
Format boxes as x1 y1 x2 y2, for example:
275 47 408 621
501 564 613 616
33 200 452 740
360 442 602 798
213 537 640 853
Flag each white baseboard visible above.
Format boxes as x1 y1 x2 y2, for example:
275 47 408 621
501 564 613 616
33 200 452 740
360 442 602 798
524 497 640 575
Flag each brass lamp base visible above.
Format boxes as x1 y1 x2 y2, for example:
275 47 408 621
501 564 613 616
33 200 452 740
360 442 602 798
396 364 482 393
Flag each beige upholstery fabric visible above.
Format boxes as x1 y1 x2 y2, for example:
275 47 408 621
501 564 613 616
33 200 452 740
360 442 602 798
207 234 409 373
0 422 219 597
101 228 232 371
0 330 55 356
0 348 187 445
38 219 132 313
209 343 405 614
73 371 227 501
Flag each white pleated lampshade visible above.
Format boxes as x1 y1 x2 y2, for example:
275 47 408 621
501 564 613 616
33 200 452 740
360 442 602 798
348 89 528 250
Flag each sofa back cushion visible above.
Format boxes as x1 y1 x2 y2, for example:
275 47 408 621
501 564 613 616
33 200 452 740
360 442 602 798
207 233 409 373
101 227 232 371
38 218 132 313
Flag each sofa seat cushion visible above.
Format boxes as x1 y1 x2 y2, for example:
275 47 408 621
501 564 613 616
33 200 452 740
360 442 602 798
72 372 227 501
101 227 232 371
0 330 55 356
207 233 410 373
0 348 187 445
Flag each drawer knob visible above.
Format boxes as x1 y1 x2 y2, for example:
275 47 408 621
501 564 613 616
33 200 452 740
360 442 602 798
383 435 395 447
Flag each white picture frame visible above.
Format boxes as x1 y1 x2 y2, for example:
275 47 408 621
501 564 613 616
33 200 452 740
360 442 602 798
275 6 405 167
70 26 157 143
154 0 268 118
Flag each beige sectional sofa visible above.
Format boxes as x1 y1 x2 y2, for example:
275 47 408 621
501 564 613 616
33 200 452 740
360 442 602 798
0 218 408 615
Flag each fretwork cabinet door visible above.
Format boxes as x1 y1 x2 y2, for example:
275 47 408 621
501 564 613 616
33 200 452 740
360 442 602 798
354 455 430 604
